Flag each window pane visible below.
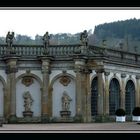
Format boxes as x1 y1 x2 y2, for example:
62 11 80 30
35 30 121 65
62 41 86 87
91 77 98 116
109 78 120 115
125 80 135 115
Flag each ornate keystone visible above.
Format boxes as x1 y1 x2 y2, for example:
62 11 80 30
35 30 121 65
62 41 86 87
104 72 110 76
121 73 126 78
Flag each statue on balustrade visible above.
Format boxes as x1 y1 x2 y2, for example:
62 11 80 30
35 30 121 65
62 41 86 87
42 32 50 48
6 31 15 47
80 30 88 46
42 32 50 54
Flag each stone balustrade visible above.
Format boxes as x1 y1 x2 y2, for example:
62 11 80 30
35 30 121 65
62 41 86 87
0 44 140 64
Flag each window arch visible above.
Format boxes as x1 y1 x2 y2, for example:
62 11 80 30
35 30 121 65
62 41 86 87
91 77 98 116
125 80 135 115
109 78 120 115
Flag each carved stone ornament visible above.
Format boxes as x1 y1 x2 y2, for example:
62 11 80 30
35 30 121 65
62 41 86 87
59 76 71 86
121 73 126 78
22 76 34 87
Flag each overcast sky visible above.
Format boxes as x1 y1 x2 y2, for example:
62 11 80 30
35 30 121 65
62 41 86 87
1 10 140 39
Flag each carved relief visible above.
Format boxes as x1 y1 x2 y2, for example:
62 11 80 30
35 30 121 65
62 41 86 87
22 76 34 87
59 76 71 86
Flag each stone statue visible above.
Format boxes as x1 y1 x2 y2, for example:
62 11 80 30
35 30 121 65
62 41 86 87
6 31 15 47
23 91 33 112
80 30 88 46
61 91 72 111
42 31 50 48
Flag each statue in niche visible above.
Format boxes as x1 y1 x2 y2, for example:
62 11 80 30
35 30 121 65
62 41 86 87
23 91 33 112
6 31 15 47
80 30 88 46
42 31 50 48
61 91 72 111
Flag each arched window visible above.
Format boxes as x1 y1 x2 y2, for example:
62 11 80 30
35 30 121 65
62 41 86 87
125 80 135 115
109 78 120 115
91 77 98 116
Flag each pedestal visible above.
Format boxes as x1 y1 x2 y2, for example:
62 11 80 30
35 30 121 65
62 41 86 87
60 111 71 118
23 111 33 117
59 111 73 122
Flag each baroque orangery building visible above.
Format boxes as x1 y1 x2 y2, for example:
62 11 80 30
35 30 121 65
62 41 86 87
0 32 139 123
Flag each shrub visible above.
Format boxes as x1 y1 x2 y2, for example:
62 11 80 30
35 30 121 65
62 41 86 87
115 108 126 116
132 107 140 116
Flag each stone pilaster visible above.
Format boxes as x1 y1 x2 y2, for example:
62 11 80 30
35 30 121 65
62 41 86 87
81 69 86 122
136 75 140 107
104 71 110 115
81 68 92 123
96 69 104 115
40 57 51 123
121 73 126 109
4 57 19 123
85 69 92 122
74 58 86 122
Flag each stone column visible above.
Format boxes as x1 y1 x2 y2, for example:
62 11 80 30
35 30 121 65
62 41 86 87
85 69 92 122
136 75 140 107
41 57 51 123
104 71 110 115
96 69 104 116
79 68 92 123
5 57 18 123
121 73 126 109
74 58 86 122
